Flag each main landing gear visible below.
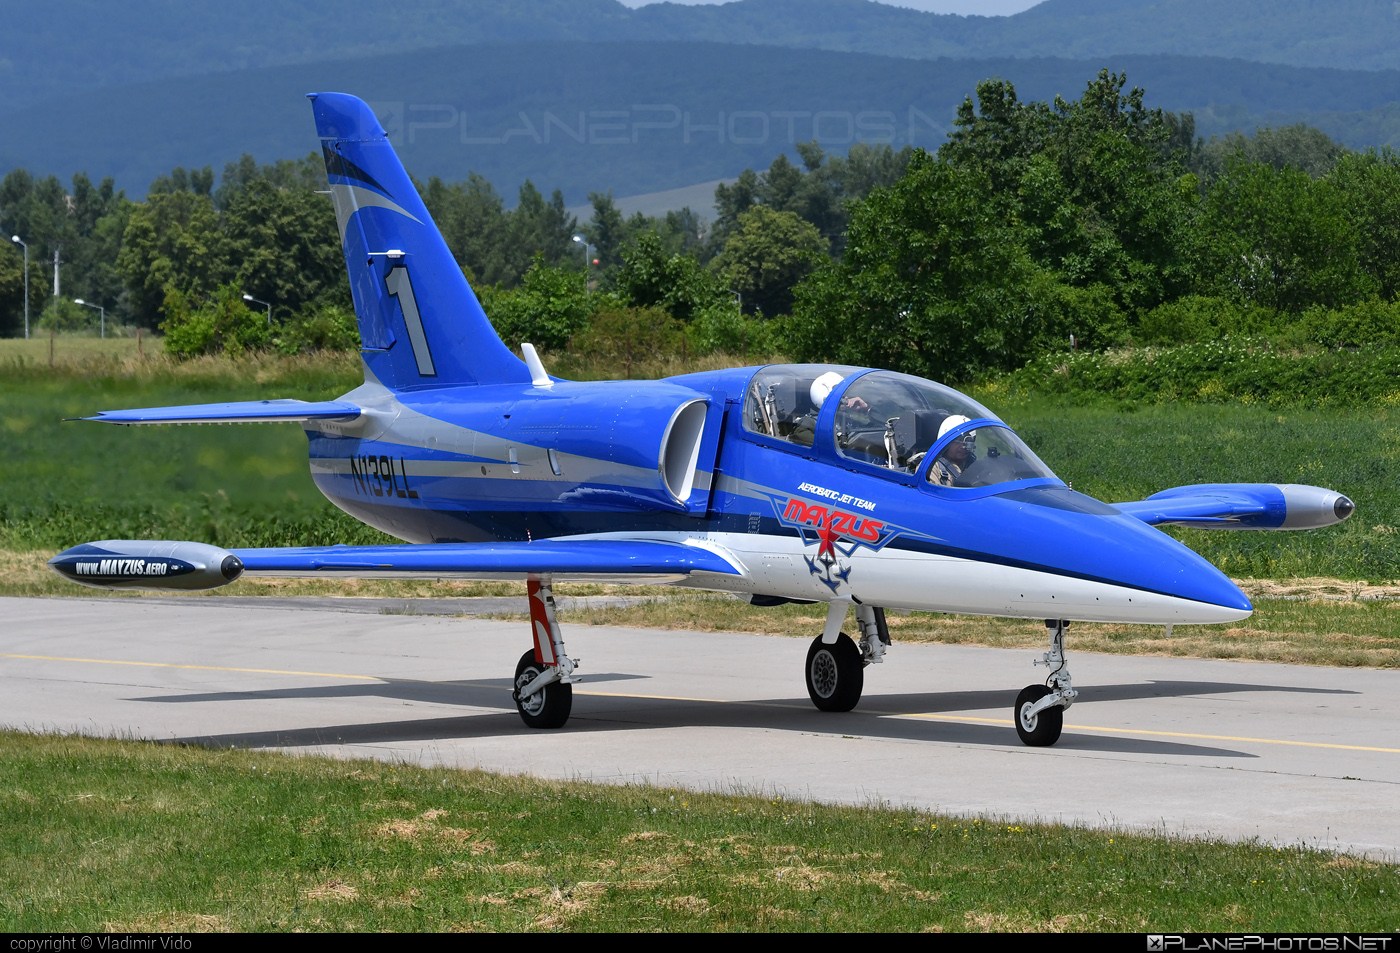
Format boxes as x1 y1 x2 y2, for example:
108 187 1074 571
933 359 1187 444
512 575 580 729
804 603 890 712
1014 619 1078 747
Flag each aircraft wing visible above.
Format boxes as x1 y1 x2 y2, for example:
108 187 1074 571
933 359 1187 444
231 539 742 579
49 538 745 590
1116 483 1353 530
80 399 363 425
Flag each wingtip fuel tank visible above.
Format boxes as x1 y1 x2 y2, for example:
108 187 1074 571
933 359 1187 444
48 541 244 591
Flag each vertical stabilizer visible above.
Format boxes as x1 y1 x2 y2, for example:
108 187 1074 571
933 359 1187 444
308 93 529 389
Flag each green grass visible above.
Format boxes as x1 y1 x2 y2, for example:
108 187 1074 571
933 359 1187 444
1 733 1395 932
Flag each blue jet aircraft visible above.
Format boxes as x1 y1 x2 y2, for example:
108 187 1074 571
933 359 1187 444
49 93 1356 746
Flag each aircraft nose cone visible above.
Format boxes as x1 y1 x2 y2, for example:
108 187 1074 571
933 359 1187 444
1334 495 1355 521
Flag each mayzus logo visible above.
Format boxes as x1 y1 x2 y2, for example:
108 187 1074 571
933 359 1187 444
73 558 173 577
779 496 888 594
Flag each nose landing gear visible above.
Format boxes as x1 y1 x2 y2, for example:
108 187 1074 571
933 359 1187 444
1014 619 1077 747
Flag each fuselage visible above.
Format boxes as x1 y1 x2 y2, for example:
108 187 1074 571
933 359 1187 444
302 363 1253 627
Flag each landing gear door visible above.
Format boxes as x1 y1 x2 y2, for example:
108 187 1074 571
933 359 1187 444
686 398 730 518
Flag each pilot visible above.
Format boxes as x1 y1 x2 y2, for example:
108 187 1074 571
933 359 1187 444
790 371 869 447
928 414 976 487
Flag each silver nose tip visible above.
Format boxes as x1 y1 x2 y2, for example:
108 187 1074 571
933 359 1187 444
1334 496 1355 521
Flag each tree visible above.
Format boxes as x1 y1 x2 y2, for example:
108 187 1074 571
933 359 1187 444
504 181 576 274
478 254 592 351
790 152 1058 382
708 143 914 259
1193 124 1347 181
939 71 1198 312
223 178 343 320
0 168 132 326
0 241 25 338
1330 148 1400 300
1198 156 1373 313
581 191 628 272
214 152 324 210
117 190 229 324
616 231 726 323
425 173 513 285
425 175 578 287
710 206 828 318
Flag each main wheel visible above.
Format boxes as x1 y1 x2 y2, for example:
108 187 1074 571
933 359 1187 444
805 633 864 712
513 650 572 729
1014 684 1063 747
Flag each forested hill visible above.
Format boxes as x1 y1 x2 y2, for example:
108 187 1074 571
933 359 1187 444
6 0 1400 113
9 41 1400 203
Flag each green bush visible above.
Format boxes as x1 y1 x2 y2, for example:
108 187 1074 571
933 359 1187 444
275 302 360 353
36 299 96 333
1004 339 1400 408
1299 297 1400 349
572 307 683 378
160 282 271 357
478 255 594 351
1136 295 1281 345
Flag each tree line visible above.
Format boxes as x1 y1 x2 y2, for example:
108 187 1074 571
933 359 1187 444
4 69 1399 384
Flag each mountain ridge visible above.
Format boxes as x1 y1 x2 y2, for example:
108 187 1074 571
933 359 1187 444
8 41 1400 202
5 0 1400 114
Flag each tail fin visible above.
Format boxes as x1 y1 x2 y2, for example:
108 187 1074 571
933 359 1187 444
308 93 529 389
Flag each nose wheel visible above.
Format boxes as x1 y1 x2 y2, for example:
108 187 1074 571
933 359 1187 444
1014 684 1063 746
1014 619 1077 747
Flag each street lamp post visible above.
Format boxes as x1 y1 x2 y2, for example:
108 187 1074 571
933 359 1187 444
242 293 272 325
572 234 595 269
10 236 28 339
74 299 104 339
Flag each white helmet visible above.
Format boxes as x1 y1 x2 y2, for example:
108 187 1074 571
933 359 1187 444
809 371 847 409
938 414 975 440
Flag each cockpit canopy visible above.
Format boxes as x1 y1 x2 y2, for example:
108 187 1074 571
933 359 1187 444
742 365 1058 489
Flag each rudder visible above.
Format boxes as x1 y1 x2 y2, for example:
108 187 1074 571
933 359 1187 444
308 93 529 389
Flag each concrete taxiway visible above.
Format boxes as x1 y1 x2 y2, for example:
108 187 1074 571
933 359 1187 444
3 596 1398 859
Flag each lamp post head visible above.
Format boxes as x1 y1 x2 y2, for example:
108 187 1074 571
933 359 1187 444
242 294 254 302
74 299 84 305
11 235 19 243
572 235 585 244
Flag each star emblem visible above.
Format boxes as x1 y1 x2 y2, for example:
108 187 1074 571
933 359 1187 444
815 516 841 561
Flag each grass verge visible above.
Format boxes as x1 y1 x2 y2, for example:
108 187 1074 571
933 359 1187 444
0 733 1394 932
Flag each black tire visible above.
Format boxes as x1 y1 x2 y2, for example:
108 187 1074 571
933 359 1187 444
1014 684 1063 747
513 650 572 729
805 633 864 712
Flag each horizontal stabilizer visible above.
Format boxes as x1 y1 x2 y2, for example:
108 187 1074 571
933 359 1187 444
81 399 363 425
1116 483 1354 530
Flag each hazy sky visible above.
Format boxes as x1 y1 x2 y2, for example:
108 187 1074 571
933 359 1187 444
615 1 1045 14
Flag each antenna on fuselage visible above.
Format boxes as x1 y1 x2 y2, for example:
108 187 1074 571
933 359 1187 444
521 343 552 388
